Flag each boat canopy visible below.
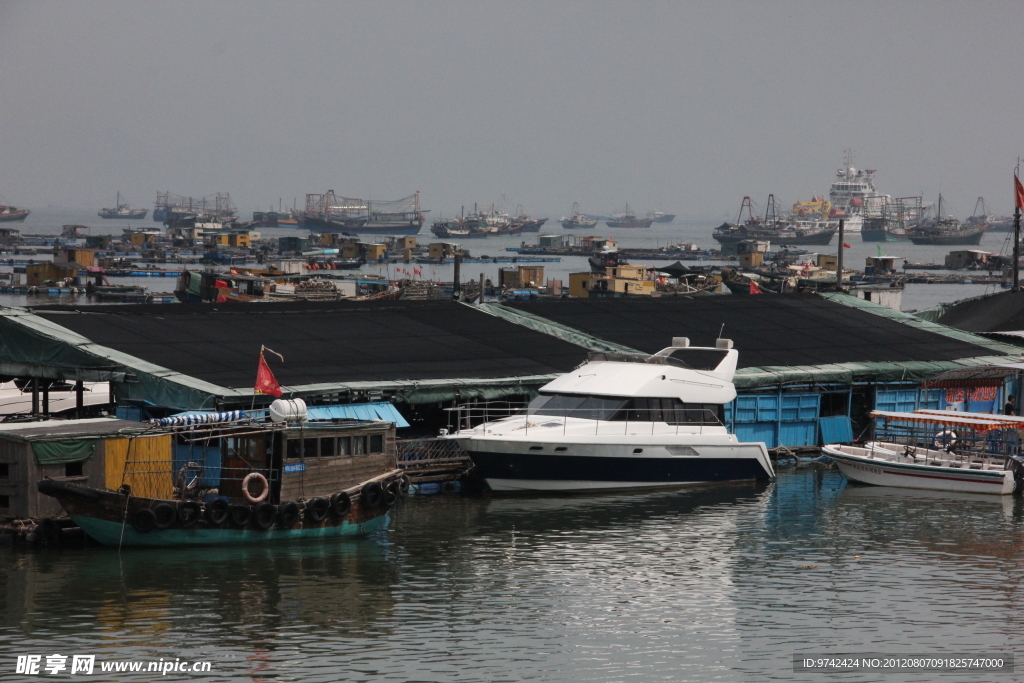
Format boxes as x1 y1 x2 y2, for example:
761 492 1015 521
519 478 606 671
870 410 1024 433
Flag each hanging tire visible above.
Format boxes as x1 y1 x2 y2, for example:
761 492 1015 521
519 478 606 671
206 498 230 527
133 508 157 534
306 497 330 523
330 492 352 517
252 502 276 530
384 482 399 506
361 482 385 508
152 502 177 530
178 501 202 528
230 504 253 528
278 501 300 528
398 476 410 496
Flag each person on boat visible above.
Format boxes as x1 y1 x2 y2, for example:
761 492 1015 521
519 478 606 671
1005 395 1016 416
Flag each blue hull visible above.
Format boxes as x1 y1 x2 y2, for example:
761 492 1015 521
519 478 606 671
72 512 389 547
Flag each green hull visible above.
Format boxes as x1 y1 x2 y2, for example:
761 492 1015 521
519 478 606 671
73 512 390 547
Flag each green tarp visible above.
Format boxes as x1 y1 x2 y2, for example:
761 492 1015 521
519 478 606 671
32 439 97 465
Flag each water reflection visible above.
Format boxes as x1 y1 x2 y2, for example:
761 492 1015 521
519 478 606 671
2 468 1024 681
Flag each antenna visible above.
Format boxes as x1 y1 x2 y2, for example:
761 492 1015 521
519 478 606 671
717 323 725 340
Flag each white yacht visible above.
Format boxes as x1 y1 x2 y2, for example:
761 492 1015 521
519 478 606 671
456 339 775 492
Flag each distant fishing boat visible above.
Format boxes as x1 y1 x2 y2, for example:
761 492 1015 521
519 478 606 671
513 206 548 232
645 210 676 223
301 191 425 236
154 191 237 224
907 194 986 245
560 203 599 229
606 205 654 228
860 196 920 242
0 204 30 222
98 192 147 219
713 196 836 246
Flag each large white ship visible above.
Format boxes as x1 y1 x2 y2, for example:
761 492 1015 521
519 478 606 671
826 150 890 232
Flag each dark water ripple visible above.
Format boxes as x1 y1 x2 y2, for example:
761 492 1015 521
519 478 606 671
3 465 1024 682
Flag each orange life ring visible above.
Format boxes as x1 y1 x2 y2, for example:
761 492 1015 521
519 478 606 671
242 472 269 504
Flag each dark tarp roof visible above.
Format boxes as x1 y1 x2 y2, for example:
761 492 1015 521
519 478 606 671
652 261 691 278
32 300 592 389
505 295 994 368
936 289 1024 333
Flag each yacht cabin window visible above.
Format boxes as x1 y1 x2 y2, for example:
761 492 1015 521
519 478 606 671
529 393 723 425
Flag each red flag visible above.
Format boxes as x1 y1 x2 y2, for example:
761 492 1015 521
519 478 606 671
843 242 851 248
255 351 282 397
414 267 421 275
748 280 762 294
1015 174 1024 210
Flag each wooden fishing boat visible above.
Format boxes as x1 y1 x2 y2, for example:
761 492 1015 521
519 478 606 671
823 409 1024 495
36 411 407 546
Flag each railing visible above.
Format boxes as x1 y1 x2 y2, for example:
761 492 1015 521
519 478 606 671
396 438 472 483
444 401 725 437
873 423 1021 462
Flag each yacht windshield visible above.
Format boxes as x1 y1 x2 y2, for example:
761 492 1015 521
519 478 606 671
528 393 628 421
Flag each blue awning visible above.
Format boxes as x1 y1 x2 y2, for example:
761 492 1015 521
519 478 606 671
305 402 410 428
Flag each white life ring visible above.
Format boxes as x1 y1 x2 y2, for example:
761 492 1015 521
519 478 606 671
934 430 958 449
242 472 269 504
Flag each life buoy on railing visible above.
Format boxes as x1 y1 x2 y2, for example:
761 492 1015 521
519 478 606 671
934 430 958 450
242 472 269 504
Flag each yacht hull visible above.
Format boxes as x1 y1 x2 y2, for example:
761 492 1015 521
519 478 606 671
464 444 773 492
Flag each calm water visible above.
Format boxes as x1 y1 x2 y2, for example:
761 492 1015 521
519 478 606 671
0 208 1011 311
3 465 1024 682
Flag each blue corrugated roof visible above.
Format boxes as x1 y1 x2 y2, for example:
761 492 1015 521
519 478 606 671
306 402 410 428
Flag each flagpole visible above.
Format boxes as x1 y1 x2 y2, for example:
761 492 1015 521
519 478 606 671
1015 166 1022 292
836 219 844 289
251 346 263 413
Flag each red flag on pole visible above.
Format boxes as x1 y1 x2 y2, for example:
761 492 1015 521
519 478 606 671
1015 174 1024 210
255 348 282 397
748 280 762 294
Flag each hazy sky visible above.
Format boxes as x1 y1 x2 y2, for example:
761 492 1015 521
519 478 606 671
2 1 1023 220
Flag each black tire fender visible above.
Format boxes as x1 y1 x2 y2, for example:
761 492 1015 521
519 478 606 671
206 498 230 527
152 502 177 530
384 481 400 506
330 492 352 517
252 502 276 530
278 501 300 528
178 501 202 528
361 482 385 508
306 497 330 523
133 508 157 534
229 504 253 529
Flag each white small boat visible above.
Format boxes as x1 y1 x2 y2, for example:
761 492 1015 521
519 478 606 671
823 409 1024 496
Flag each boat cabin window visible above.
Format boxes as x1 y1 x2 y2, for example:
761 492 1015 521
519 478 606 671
353 436 366 455
623 398 723 425
321 437 335 457
337 437 351 457
370 434 384 453
528 393 628 421
529 393 723 424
